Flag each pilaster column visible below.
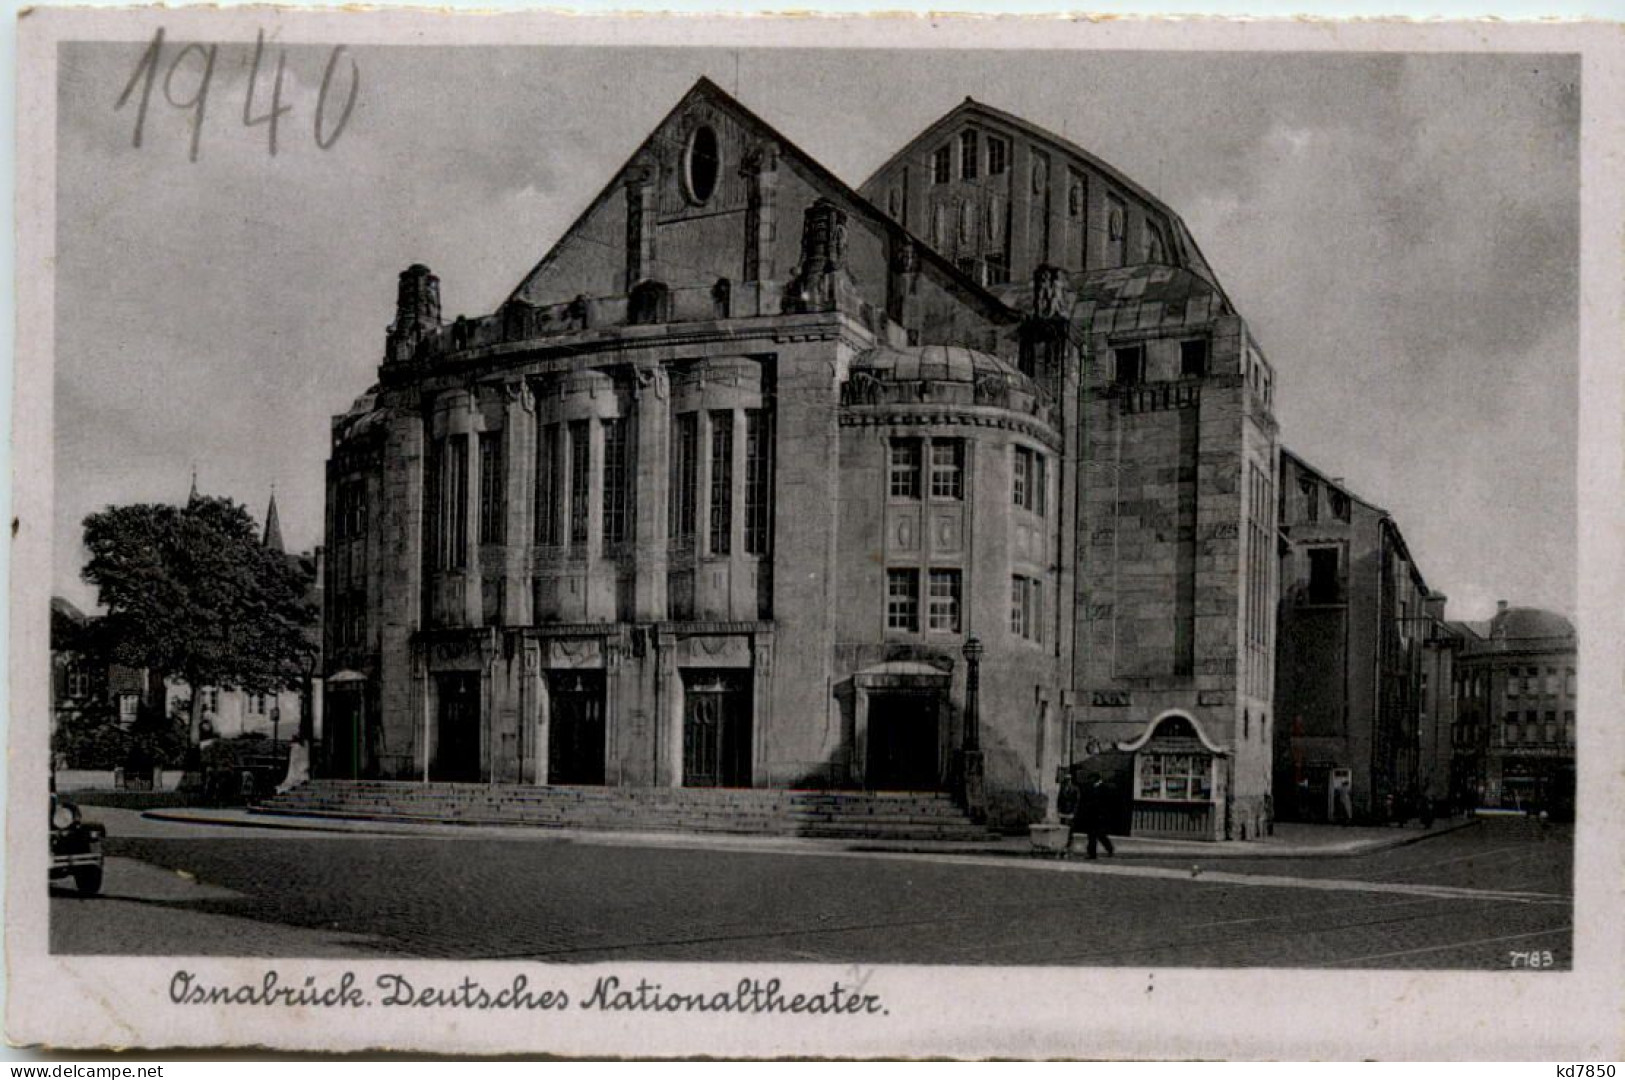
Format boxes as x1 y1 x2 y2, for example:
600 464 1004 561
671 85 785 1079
632 364 670 621
503 379 536 626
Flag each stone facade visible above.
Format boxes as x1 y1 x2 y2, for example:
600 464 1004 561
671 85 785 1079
320 79 1280 835
1273 451 1448 823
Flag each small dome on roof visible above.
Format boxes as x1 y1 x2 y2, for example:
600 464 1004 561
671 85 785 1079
851 344 1030 389
1490 607 1574 641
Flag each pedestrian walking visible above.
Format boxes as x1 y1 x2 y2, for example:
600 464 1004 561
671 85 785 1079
1073 776 1115 859
1055 769 1081 858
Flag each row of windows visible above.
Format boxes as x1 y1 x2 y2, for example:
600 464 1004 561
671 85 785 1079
668 410 772 556
1454 667 1578 700
1111 339 1209 387
933 130 1010 185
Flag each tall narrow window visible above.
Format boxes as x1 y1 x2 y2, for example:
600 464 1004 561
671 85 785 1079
889 439 922 499
1180 339 1209 379
601 417 631 548
478 432 505 544
670 412 699 542
987 136 1007 176
886 569 920 631
434 435 469 570
960 130 979 181
932 145 952 184
1013 447 1045 514
536 422 562 545
709 411 733 555
927 569 962 633
1307 547 1340 604
1011 575 1042 641
929 440 964 500
744 409 771 555
568 420 590 547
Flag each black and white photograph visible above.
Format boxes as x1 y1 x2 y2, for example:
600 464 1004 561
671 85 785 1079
9 7 1624 1058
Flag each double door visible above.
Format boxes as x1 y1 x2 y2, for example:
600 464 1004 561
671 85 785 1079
683 672 752 788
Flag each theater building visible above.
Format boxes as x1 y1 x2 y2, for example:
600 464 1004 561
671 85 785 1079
320 79 1279 835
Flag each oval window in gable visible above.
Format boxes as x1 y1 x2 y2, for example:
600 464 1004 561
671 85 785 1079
684 124 721 205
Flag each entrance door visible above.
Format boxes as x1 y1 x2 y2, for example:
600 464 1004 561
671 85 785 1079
434 673 481 782
548 671 606 785
326 690 363 780
683 672 752 788
867 690 942 790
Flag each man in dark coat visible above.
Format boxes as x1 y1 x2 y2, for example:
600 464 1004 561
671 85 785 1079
1073 776 1115 859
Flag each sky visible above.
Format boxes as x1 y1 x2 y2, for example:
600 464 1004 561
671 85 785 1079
51 43 1579 621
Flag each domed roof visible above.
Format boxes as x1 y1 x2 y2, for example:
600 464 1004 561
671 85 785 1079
850 344 1029 388
1490 606 1574 641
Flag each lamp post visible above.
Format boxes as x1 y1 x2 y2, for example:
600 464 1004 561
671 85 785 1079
958 634 987 824
298 649 317 745
961 635 984 752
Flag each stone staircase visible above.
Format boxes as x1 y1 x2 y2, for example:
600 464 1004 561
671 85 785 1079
254 779 995 842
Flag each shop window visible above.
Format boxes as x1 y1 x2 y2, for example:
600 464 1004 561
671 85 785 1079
889 439 922 500
1138 752 1212 802
960 130 979 181
927 569 962 633
886 569 920 632
1113 345 1144 387
932 144 952 184
709 411 733 555
1180 339 1208 379
930 440 964 500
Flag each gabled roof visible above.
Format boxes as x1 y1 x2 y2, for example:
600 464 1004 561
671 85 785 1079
860 96 1232 309
506 78 1017 326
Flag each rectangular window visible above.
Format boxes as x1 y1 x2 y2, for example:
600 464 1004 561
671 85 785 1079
568 420 590 547
886 569 920 631
1566 668 1577 695
434 435 469 570
984 253 1010 286
1507 674 1520 699
1113 345 1144 387
930 440 964 500
1180 339 1209 379
1012 447 1045 515
709 411 733 555
960 130 979 181
927 569 962 633
601 417 631 548
537 423 562 545
1504 721 1518 746
1545 668 1558 696
932 144 952 184
1306 547 1340 605
744 409 771 555
670 412 698 542
1544 711 1557 744
987 136 1007 176
1011 575 1042 642
478 432 505 545
118 694 138 722
1564 711 1575 745
889 439 922 499
1139 753 1212 802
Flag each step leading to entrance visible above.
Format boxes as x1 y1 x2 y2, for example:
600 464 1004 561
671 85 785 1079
254 780 996 841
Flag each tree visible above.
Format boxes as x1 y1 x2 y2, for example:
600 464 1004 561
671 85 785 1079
81 496 317 745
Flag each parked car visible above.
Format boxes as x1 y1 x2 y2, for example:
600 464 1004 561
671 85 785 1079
50 794 105 896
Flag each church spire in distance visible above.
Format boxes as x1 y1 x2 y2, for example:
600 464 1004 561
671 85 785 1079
262 487 284 552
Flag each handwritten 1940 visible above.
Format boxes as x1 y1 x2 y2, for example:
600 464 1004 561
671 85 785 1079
115 29 359 161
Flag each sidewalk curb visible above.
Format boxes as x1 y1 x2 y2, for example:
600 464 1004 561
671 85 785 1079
140 806 1480 861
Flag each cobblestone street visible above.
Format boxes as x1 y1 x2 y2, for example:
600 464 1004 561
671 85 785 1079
50 813 1571 969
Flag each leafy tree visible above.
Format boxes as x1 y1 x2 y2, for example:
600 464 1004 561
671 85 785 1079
81 496 317 745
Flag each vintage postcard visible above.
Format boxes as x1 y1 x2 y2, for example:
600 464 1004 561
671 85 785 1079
8 7 1624 1058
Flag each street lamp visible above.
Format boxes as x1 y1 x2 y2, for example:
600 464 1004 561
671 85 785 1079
298 648 317 746
961 634 984 752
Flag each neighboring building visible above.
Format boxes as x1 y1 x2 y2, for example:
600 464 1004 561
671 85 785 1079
1450 603 1577 814
166 492 324 743
321 79 1279 836
1273 451 1447 823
